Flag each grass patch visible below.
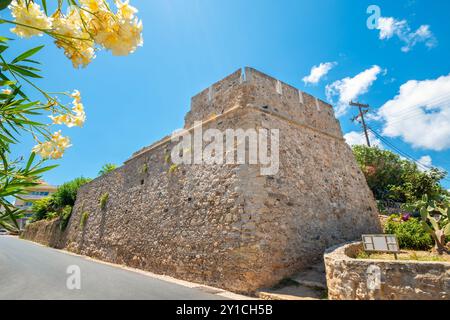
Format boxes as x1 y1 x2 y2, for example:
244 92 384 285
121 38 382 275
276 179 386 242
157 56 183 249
141 163 148 174
356 249 450 262
80 211 89 228
164 153 171 164
168 163 178 174
99 193 109 210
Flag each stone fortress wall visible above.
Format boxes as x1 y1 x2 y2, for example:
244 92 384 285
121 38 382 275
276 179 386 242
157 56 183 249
23 67 381 293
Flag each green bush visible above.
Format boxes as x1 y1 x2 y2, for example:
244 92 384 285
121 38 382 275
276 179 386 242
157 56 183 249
352 145 447 203
46 212 58 220
31 197 55 222
384 214 433 250
52 177 91 208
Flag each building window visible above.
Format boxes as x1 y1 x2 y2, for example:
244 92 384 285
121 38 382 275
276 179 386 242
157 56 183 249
30 191 49 196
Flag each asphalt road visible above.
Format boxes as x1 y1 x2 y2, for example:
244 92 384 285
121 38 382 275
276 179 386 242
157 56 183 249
0 236 227 300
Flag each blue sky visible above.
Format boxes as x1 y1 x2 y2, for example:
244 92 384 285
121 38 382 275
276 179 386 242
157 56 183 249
2 0 450 188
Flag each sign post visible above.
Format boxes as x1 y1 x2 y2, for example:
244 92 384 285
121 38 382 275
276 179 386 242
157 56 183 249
362 234 400 260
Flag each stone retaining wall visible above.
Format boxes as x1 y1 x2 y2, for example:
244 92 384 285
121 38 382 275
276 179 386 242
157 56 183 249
21 219 64 248
324 242 450 300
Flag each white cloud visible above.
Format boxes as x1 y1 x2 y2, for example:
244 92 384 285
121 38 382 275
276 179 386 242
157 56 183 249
417 155 433 171
302 62 337 85
377 74 450 151
344 131 382 148
376 16 437 52
325 65 382 117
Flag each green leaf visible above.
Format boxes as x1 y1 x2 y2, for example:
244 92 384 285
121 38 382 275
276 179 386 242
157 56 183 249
0 80 15 86
28 164 59 176
7 65 42 78
444 224 450 237
0 44 8 54
11 45 44 64
0 36 12 42
428 216 440 232
22 59 41 65
0 0 12 11
25 152 35 171
419 208 428 221
41 0 48 15
420 221 434 235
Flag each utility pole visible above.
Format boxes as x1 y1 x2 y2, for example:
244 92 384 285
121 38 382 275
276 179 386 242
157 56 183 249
350 101 371 147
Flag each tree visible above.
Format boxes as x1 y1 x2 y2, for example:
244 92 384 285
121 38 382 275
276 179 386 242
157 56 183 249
52 177 91 208
29 176 91 231
98 163 117 176
352 145 405 200
30 196 54 222
0 0 143 231
390 168 447 204
352 145 447 203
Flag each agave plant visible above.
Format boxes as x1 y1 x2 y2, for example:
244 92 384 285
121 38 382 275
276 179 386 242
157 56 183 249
406 194 450 254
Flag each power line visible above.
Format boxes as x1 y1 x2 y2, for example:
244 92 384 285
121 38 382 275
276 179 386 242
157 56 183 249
368 92 450 131
367 126 450 183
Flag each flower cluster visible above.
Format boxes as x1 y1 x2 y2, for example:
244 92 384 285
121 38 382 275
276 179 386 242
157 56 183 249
49 90 86 128
51 8 96 68
8 0 143 68
8 0 52 38
32 130 72 159
87 0 143 56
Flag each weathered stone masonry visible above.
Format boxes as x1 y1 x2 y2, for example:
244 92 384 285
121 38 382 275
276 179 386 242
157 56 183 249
23 67 381 293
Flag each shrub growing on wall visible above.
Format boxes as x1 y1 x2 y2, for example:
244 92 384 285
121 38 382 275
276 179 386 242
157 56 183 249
99 193 109 210
80 212 89 228
98 163 117 176
53 177 91 208
59 205 73 231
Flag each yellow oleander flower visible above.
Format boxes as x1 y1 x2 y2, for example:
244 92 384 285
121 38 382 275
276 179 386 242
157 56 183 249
8 0 52 38
1 89 12 95
68 101 86 127
94 16 143 56
49 113 70 125
52 9 96 68
32 131 71 159
49 91 86 128
86 1 143 56
80 0 106 13
116 0 138 20
71 90 82 103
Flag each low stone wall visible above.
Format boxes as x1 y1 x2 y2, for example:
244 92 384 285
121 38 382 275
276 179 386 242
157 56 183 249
324 242 450 300
21 219 65 248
